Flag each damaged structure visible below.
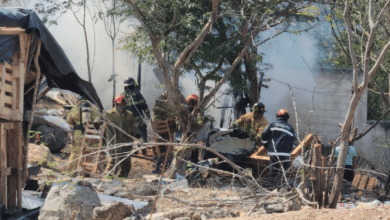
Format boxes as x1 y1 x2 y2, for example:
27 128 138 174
0 7 102 212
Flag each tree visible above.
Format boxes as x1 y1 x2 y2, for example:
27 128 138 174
35 0 97 82
322 0 390 208
119 0 318 177
96 0 123 103
121 0 317 134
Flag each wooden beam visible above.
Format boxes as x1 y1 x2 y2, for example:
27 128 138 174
0 64 6 109
0 124 7 208
7 128 18 209
24 34 39 83
0 27 25 35
11 54 18 111
17 122 23 210
24 40 41 183
18 34 26 64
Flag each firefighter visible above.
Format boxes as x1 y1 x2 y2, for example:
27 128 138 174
153 91 177 133
105 95 138 177
122 78 150 153
261 109 297 186
66 96 101 172
231 102 269 150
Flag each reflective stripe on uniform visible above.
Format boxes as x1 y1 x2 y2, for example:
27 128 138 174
262 140 268 144
270 127 293 137
268 152 291 157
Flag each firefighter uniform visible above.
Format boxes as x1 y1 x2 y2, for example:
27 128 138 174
122 78 150 143
66 100 101 172
152 92 177 133
104 107 137 177
232 111 269 149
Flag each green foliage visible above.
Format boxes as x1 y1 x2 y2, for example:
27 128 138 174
118 0 319 99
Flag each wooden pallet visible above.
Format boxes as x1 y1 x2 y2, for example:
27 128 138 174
0 122 23 211
0 28 30 122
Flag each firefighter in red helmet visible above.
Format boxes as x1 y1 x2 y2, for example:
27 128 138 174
262 109 297 186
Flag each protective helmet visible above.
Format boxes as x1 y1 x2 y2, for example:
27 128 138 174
276 109 290 119
252 102 266 112
124 78 136 87
114 95 127 104
186 94 199 105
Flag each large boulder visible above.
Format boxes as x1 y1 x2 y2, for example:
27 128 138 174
31 115 69 153
38 182 102 220
28 143 55 166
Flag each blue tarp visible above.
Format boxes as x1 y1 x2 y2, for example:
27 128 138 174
0 7 103 110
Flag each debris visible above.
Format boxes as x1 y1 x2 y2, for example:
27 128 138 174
165 179 189 192
93 201 135 220
131 184 158 196
27 144 55 166
142 175 175 184
38 182 102 220
97 194 148 209
104 188 118 196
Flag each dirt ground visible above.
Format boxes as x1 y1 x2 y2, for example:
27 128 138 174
127 157 390 220
34 149 390 220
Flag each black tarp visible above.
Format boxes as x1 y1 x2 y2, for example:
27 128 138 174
0 7 103 110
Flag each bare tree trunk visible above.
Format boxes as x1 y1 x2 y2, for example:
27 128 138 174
312 143 323 207
112 39 116 103
82 0 91 82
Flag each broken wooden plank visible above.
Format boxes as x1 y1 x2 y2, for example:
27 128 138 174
352 173 361 188
291 134 314 160
365 177 378 191
358 175 369 190
0 27 25 35
19 34 26 63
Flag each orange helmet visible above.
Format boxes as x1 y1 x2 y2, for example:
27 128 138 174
276 109 289 119
186 94 199 104
114 95 126 104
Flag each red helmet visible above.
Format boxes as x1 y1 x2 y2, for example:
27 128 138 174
276 109 289 119
114 95 126 104
186 94 199 104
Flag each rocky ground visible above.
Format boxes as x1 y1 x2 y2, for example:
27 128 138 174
15 143 390 220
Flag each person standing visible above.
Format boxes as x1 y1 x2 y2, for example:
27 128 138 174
66 96 101 172
104 95 138 177
335 142 358 182
231 102 269 150
122 77 150 153
261 109 297 186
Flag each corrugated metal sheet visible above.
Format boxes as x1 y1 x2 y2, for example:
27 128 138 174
21 191 45 210
98 194 148 209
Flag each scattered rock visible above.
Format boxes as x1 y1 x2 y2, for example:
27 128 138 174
114 191 131 198
31 115 69 153
97 179 123 192
77 180 94 190
131 184 158 196
28 144 55 166
104 188 118 196
148 208 237 220
27 163 41 177
93 201 135 220
165 179 188 192
264 203 286 213
142 175 175 183
38 182 102 220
